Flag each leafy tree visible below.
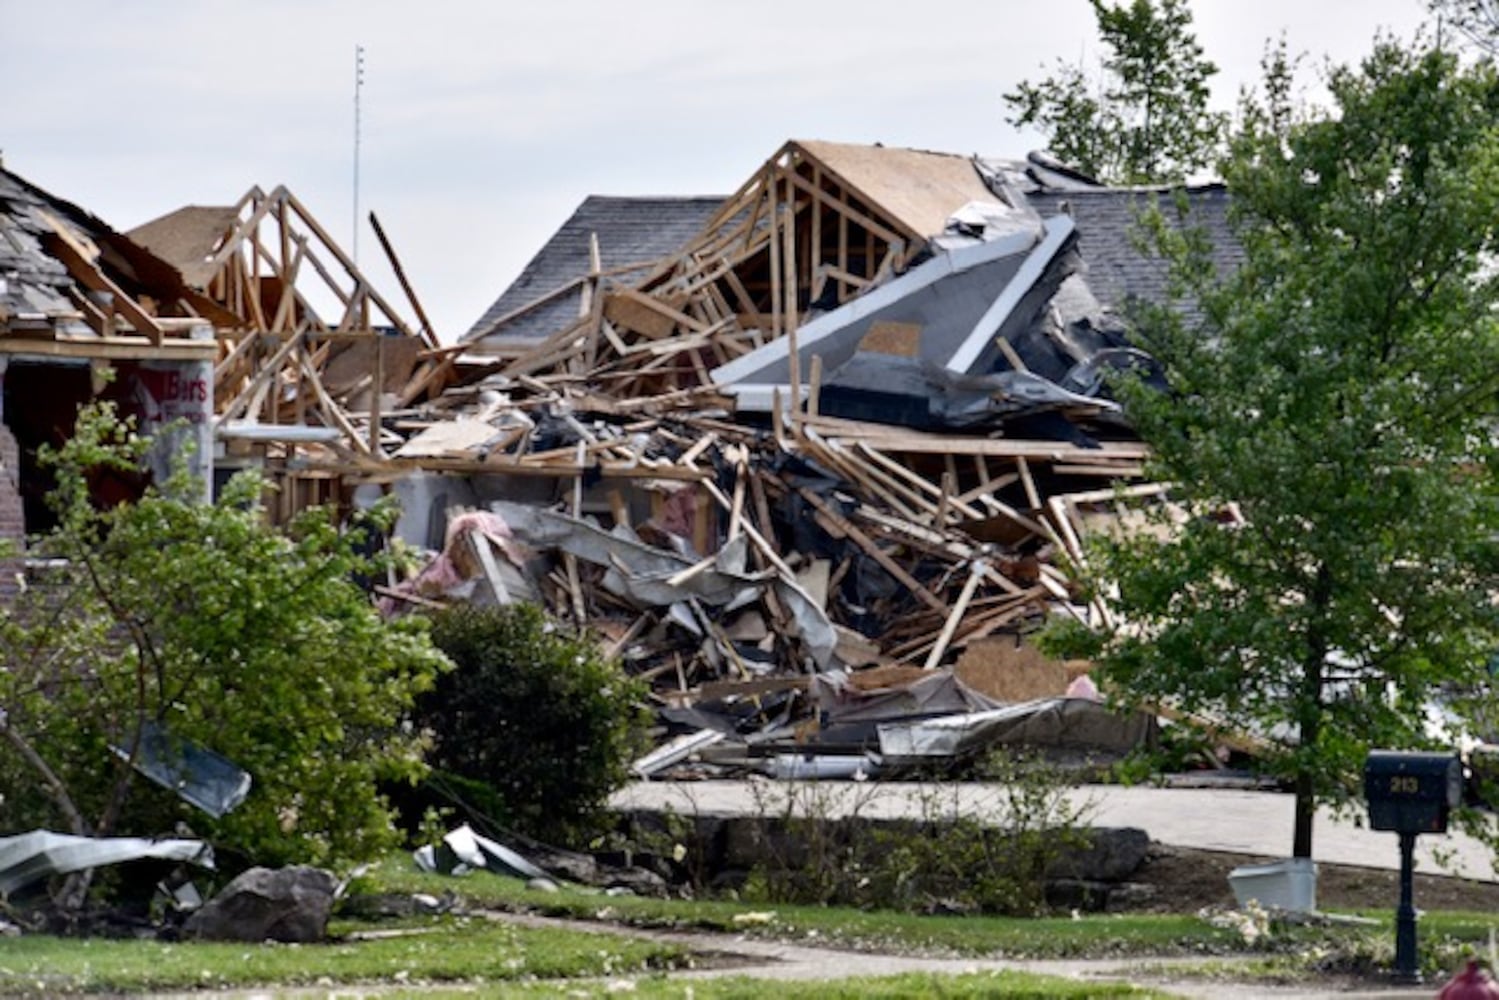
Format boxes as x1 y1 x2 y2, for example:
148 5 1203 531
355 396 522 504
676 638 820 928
0 404 449 881
1004 0 1226 184
418 603 650 846
1429 0 1499 51
1053 42 1499 860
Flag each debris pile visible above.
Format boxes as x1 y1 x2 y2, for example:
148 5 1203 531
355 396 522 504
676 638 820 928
371 142 1219 770
4 139 1229 770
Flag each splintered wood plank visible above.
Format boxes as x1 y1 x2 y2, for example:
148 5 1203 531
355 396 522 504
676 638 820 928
797 486 948 615
370 211 441 349
1016 456 1043 512
782 203 801 415
923 561 986 669
703 479 791 577
810 163 823 286
996 336 1028 373
807 353 823 419
298 352 371 454
805 417 1151 460
768 178 782 342
853 443 987 521
720 265 766 334
798 432 922 522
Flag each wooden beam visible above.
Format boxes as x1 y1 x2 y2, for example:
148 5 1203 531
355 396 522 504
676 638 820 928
40 229 164 345
369 211 441 349
796 486 949 615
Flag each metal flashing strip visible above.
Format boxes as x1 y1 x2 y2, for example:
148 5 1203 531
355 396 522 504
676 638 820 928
944 215 1077 375
710 223 1044 401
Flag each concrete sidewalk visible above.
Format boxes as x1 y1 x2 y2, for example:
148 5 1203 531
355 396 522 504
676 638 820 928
611 780 1498 881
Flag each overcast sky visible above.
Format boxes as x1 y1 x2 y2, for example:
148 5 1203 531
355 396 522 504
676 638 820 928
1 1 1432 342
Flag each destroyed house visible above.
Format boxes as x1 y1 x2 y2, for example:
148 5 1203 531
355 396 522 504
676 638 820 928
0 165 218 598
128 185 454 518
0 164 458 601
371 139 1235 762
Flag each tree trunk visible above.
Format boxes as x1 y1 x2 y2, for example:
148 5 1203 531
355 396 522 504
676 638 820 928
1294 566 1332 859
1292 649 1322 858
1292 768 1316 859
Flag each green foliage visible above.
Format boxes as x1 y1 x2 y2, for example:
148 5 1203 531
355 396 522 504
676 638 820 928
1004 0 1226 183
1067 41 1499 858
0 403 449 868
1429 1 1499 53
419 603 650 846
740 756 1090 916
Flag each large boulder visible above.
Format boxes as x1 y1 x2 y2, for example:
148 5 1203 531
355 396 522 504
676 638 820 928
184 866 338 943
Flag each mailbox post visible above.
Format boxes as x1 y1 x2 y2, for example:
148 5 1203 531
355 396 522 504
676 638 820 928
1363 750 1462 984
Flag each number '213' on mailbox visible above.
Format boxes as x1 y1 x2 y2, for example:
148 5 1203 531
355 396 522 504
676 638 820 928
1363 750 1462 835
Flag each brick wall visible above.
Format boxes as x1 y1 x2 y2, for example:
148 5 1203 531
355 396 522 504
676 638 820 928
0 422 24 603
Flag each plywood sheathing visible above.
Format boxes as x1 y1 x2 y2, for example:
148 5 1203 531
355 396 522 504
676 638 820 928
129 205 242 290
793 140 1002 247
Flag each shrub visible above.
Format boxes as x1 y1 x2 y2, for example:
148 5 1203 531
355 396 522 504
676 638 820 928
419 603 650 846
0 404 449 874
740 751 1092 915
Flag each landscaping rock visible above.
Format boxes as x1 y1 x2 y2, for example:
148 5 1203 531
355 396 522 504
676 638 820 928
1048 827 1150 882
184 866 338 943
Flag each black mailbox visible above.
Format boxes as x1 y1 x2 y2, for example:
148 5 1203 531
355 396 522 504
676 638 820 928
1364 751 1462 834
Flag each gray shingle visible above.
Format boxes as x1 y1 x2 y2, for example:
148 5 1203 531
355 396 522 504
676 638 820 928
1025 185 1240 323
0 171 83 323
463 195 726 347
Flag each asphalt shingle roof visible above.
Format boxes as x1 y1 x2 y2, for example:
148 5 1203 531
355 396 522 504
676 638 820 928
463 195 726 347
1025 185 1240 322
0 170 81 326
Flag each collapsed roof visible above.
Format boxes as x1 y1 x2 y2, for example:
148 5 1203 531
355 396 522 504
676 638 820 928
371 139 1238 763
3 138 1241 763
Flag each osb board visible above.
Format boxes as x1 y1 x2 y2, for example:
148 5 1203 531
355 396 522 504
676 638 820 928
604 291 674 339
393 418 502 459
128 205 239 289
859 321 922 357
794 139 999 241
954 637 1091 703
321 336 424 394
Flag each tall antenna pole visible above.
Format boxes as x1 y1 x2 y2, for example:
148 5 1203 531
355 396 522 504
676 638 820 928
353 44 365 264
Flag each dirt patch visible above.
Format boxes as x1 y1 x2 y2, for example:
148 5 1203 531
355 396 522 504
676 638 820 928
1119 842 1499 913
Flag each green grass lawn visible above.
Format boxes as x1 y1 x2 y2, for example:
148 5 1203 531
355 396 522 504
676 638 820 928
0 852 1493 996
0 916 685 996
